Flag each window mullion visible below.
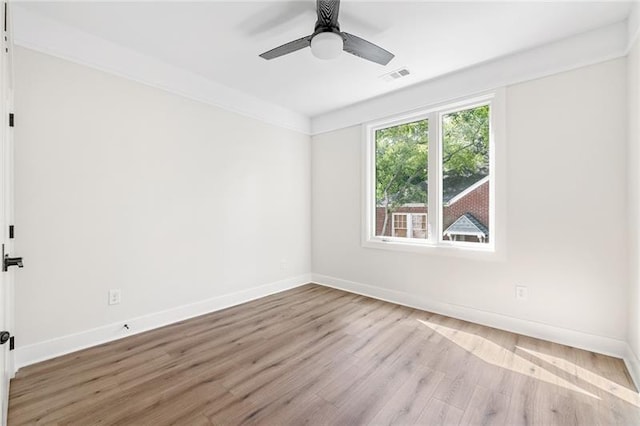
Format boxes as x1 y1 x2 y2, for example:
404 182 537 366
427 111 439 243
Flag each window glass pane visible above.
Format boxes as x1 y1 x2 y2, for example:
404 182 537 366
392 214 408 237
441 105 490 244
411 214 427 238
375 119 428 239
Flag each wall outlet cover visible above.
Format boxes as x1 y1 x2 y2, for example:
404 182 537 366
516 285 528 301
108 289 121 305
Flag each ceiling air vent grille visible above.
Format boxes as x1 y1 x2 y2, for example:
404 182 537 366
380 67 411 82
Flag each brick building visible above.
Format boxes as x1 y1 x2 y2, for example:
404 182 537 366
375 176 489 242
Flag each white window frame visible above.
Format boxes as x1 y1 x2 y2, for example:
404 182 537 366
361 90 506 259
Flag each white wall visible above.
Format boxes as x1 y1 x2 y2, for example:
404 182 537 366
628 33 640 380
13 47 310 357
312 59 628 352
10 43 633 369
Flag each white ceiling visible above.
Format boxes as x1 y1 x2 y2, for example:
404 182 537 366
13 1 635 117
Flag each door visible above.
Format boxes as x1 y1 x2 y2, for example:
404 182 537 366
0 2 14 424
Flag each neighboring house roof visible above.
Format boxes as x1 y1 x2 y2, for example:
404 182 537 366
443 213 489 237
442 173 488 203
445 176 490 206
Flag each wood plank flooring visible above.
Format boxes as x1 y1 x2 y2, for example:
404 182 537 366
8 284 640 425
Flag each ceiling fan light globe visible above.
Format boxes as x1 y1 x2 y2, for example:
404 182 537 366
310 32 343 60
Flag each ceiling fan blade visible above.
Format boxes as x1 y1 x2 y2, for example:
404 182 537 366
342 32 394 65
259 35 313 60
316 0 340 29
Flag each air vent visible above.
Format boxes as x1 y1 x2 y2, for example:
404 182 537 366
380 67 411 82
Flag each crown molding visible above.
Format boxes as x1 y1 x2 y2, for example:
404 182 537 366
311 21 628 135
11 4 633 137
11 5 311 135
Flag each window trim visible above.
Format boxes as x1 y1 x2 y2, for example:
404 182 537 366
361 89 506 260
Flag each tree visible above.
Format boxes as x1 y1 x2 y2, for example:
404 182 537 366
375 119 428 235
442 105 490 201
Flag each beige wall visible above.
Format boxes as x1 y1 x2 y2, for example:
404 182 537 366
312 59 628 345
628 34 640 369
13 47 311 349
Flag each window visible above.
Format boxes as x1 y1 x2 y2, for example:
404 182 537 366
392 213 428 238
411 214 428 239
374 118 429 241
363 92 502 254
441 105 490 244
392 213 408 237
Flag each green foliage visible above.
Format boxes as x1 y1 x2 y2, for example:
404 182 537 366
375 119 428 209
442 105 490 200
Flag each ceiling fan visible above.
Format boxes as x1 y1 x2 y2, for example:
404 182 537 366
259 0 394 66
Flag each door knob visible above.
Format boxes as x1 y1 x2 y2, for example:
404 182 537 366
4 254 23 271
0 331 9 345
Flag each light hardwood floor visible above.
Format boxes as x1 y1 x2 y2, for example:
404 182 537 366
8 284 640 425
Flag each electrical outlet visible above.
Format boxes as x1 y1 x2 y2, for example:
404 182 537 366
108 289 121 305
280 258 288 271
516 285 528 301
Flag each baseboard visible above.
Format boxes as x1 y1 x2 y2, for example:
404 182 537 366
312 273 628 359
15 272 632 376
624 344 640 391
14 274 311 370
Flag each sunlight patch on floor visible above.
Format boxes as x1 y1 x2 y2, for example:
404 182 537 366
516 345 640 407
418 319 600 400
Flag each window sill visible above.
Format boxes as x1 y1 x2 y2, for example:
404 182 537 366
362 237 503 261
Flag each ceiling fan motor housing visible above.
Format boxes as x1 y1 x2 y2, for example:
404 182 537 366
310 31 344 60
